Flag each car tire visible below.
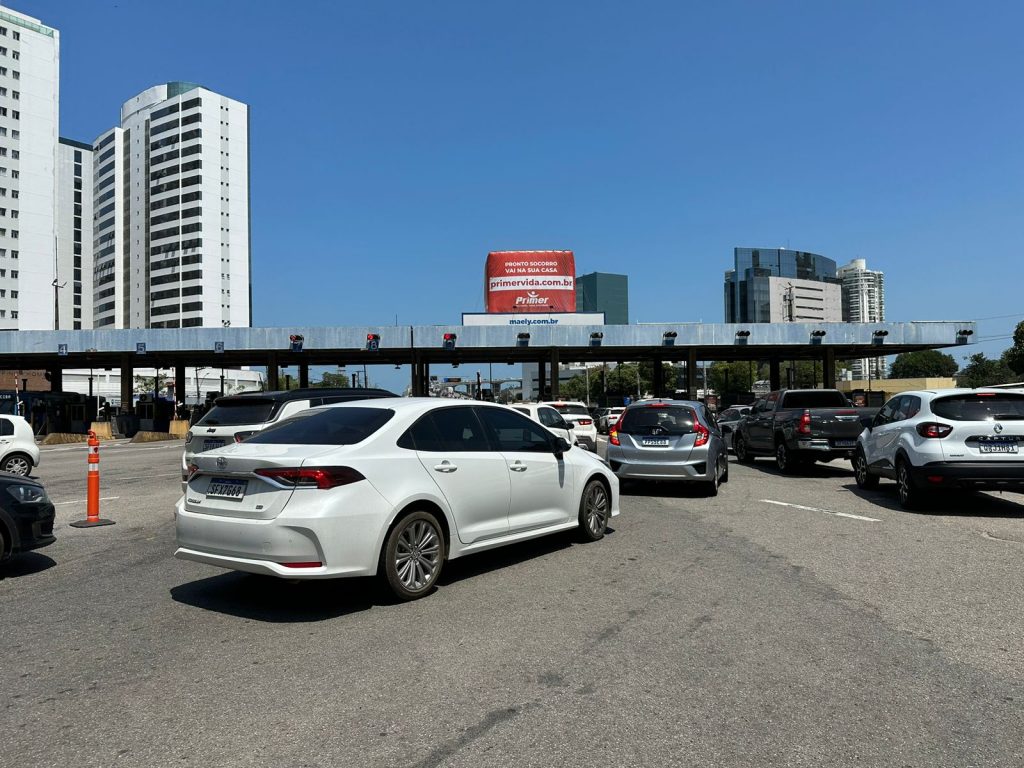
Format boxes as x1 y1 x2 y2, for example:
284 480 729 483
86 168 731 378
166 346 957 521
578 479 609 542
381 510 445 601
720 456 729 483
853 449 879 489
704 464 720 497
895 458 924 511
734 435 754 464
775 441 797 474
1 453 31 476
0 523 9 561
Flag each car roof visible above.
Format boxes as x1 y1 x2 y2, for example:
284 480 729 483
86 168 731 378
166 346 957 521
321 397 542 418
213 387 398 405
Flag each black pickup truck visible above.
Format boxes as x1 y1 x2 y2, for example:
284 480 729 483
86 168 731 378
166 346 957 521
733 389 879 472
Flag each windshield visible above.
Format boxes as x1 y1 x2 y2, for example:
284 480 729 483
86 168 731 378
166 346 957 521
553 405 590 416
931 393 1024 421
617 405 696 435
196 399 277 426
245 407 395 445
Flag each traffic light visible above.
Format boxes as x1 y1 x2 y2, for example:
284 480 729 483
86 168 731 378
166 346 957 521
289 334 304 353
443 333 457 351
366 333 380 352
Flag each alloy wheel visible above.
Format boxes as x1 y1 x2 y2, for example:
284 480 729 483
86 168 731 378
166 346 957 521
3 456 29 476
583 482 608 538
393 519 441 592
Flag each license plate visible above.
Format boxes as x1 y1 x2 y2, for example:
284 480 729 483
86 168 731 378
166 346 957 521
203 439 226 451
979 443 1018 454
642 439 670 447
833 440 856 448
207 477 247 499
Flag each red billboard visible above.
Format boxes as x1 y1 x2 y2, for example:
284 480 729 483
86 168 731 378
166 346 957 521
484 251 577 313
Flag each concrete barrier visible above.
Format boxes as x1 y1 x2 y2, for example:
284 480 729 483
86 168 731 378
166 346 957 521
41 433 89 445
130 431 182 444
89 421 115 440
169 419 189 438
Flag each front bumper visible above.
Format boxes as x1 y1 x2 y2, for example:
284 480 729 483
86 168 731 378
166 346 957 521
1 501 56 556
909 461 1024 490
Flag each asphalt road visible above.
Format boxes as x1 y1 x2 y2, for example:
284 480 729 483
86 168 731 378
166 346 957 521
2 438 1022 767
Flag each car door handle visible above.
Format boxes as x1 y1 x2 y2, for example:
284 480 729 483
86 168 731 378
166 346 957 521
433 461 457 473
509 461 528 472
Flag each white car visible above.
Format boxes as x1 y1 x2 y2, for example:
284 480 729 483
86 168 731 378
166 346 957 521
546 401 598 451
854 388 1024 509
175 399 619 600
511 402 578 447
599 407 625 435
0 414 40 476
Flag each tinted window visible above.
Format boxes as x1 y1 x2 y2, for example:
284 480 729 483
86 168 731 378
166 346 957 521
246 407 394 445
618 406 696 435
477 407 554 453
931 393 1024 421
429 407 490 452
552 404 589 416
397 413 445 452
197 399 277 426
0 417 12 436
875 398 900 425
719 408 738 421
781 391 849 408
537 407 562 428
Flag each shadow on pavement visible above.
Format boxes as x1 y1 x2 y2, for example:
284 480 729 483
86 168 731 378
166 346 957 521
619 479 716 499
169 571 377 622
734 457 854 480
0 552 57 579
843 482 1024 518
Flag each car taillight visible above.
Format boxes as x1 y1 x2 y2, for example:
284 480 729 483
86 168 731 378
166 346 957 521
255 466 365 489
187 463 199 479
185 431 193 443
609 429 620 446
694 422 710 447
234 430 257 443
796 409 812 435
577 419 593 426
916 423 953 439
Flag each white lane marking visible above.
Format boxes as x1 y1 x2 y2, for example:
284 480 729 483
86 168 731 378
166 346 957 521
55 496 121 505
760 499 881 522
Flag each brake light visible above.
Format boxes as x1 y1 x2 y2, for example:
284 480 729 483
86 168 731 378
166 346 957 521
916 423 953 439
187 463 199 479
255 466 365 489
185 431 193 443
646 403 670 408
796 409 812 435
609 429 620 446
694 421 710 447
234 430 257 443
577 419 593 426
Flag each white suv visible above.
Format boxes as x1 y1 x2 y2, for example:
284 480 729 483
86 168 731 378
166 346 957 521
511 403 578 447
853 388 1024 509
546 401 598 451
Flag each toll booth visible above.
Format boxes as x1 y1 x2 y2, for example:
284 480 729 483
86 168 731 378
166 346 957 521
136 394 176 433
0 391 104 435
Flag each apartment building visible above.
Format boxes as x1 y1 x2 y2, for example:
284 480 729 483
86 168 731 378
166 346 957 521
838 258 886 379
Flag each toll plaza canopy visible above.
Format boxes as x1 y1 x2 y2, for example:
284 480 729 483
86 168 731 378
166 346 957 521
0 321 976 402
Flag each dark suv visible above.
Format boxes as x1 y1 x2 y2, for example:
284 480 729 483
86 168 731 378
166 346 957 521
0 474 55 562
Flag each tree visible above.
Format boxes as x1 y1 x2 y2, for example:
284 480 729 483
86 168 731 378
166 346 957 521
315 371 350 388
889 350 959 379
955 353 1017 388
1001 320 1024 377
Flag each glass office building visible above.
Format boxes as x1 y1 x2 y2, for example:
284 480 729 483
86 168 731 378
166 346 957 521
724 248 839 323
576 272 628 325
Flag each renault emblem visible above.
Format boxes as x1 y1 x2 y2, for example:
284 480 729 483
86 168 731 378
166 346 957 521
216 456 228 469
994 423 1003 434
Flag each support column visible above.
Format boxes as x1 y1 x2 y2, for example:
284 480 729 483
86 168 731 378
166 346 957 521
686 348 697 400
120 355 134 414
652 357 664 398
823 348 836 390
267 353 279 391
175 364 186 405
421 361 431 396
299 362 309 389
538 359 547 402
550 348 560 400
411 360 420 396
769 359 781 391
47 366 63 392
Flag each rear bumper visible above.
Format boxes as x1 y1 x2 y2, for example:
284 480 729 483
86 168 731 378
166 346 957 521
608 456 712 482
575 435 597 451
910 461 1024 490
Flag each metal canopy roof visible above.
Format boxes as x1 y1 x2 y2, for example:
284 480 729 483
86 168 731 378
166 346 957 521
0 321 976 370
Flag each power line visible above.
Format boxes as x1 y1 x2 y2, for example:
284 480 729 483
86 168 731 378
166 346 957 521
973 313 1024 322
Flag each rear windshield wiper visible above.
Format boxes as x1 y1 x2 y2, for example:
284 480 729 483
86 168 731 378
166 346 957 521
992 414 1024 420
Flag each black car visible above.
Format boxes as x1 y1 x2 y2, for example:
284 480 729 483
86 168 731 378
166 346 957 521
0 473 55 562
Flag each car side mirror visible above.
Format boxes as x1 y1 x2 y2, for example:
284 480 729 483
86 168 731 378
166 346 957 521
553 437 571 457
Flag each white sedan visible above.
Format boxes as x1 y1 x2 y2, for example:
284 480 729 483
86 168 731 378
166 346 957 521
175 398 619 600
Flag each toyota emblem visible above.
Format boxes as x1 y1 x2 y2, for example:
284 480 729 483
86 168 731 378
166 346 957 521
216 456 228 469
994 423 1003 434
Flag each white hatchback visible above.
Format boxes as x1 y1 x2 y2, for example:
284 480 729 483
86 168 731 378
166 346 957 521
854 388 1024 508
175 399 619 600
546 401 599 452
0 415 40 476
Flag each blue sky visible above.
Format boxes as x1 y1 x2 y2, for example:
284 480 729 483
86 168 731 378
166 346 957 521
17 0 1024 388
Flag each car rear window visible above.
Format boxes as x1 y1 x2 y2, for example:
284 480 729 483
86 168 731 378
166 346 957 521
931 393 1024 421
244 407 395 445
617 405 696 435
196 398 278 426
552 404 590 416
781 392 851 408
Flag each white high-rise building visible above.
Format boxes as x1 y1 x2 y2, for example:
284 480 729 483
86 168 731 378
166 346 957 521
838 258 886 379
0 8 59 330
56 137 92 328
92 82 250 329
